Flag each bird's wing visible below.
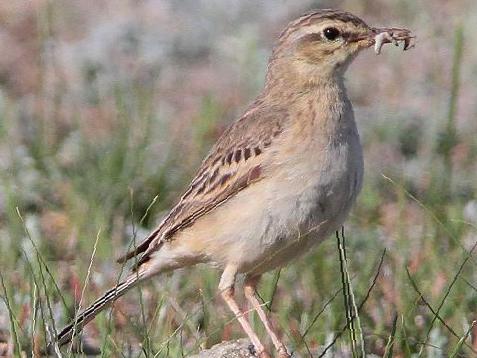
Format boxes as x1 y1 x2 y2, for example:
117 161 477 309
117 104 286 267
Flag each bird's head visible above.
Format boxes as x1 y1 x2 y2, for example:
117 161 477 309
267 9 414 85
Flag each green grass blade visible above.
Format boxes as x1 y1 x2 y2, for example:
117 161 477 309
383 313 398 358
0 271 23 357
449 320 476 358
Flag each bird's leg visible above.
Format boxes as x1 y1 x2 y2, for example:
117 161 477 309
219 266 271 358
244 275 290 358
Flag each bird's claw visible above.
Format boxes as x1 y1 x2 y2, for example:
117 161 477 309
277 346 291 358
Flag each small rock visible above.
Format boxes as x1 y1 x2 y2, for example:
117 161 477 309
190 339 257 358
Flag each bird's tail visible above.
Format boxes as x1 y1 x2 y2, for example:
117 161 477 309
52 272 142 350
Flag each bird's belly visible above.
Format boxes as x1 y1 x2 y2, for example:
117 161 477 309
242 134 363 274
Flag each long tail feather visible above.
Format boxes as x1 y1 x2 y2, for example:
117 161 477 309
52 273 142 350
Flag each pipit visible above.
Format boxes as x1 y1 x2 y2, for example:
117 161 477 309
53 9 414 358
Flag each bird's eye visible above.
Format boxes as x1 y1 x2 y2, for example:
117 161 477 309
323 27 340 41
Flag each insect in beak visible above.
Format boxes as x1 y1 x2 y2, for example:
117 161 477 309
370 27 415 54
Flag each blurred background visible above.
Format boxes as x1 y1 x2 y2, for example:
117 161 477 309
1 0 477 356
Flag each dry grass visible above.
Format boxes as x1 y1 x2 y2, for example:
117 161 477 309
1 0 477 356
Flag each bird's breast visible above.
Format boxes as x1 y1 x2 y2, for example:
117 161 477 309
267 111 364 244
238 121 363 274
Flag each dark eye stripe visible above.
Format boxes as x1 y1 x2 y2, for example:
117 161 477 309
299 33 322 43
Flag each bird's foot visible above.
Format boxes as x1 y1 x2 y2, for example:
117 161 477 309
257 351 272 358
277 346 291 358
248 343 271 358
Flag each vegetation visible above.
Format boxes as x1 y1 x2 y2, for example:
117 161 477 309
1 1 476 356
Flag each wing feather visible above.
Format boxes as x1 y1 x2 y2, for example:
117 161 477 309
117 104 286 266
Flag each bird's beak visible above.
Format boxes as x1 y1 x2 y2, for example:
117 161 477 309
349 27 415 54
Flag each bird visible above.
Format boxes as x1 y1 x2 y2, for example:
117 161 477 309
52 9 414 358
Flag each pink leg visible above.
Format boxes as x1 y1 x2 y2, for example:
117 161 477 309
244 276 290 358
219 266 271 358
